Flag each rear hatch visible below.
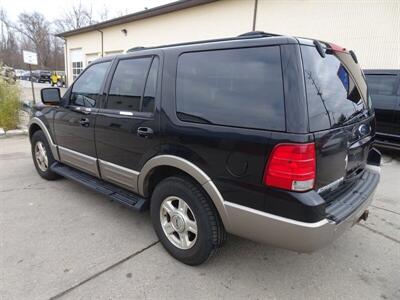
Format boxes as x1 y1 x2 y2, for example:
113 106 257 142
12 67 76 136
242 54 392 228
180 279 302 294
300 42 374 196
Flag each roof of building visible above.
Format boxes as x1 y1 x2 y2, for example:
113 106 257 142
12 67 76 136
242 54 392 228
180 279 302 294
56 0 216 38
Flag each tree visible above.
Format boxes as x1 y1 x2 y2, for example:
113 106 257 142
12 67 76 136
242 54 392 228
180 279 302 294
55 1 96 32
11 12 51 68
0 8 64 70
0 8 21 68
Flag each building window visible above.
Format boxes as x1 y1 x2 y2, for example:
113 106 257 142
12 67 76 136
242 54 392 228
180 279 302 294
72 61 83 81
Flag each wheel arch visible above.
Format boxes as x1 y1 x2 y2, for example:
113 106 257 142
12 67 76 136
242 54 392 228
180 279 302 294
28 117 59 160
138 155 229 226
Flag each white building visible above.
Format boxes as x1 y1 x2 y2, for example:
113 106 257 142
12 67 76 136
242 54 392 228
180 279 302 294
57 0 400 85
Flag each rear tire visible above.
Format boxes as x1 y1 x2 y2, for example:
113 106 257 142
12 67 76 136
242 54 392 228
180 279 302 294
150 176 226 265
31 130 59 180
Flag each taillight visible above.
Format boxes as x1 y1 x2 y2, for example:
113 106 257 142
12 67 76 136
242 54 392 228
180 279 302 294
263 143 316 192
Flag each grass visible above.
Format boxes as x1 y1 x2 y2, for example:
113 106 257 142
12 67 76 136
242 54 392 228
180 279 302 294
0 78 21 130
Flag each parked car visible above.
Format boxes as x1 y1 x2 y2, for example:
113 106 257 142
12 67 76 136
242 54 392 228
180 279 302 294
364 69 400 150
20 70 31 81
31 70 51 83
14 69 25 79
29 31 381 265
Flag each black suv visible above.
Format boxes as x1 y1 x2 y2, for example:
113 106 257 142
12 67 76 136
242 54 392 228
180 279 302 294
31 70 52 83
29 32 381 265
364 69 400 150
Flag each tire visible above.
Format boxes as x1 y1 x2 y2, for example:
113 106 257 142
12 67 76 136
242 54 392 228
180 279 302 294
150 176 226 265
31 130 59 180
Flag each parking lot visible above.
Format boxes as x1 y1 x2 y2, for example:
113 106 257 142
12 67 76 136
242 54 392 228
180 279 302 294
19 80 67 104
0 136 399 300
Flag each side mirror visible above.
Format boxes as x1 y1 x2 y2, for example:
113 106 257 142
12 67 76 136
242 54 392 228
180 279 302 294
41 88 61 105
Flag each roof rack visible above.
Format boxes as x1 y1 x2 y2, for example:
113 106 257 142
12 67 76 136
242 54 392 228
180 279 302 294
125 31 281 53
127 46 146 53
238 31 280 38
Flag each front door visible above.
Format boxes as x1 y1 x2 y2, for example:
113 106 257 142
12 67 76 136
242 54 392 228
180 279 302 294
53 60 112 176
94 55 161 191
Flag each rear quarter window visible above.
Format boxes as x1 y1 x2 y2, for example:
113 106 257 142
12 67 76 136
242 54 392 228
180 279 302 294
176 46 285 131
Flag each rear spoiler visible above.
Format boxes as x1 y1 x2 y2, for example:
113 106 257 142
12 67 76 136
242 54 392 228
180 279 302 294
313 40 358 64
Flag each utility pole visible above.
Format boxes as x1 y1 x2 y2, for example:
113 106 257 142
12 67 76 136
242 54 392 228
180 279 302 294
28 64 36 104
23 50 38 104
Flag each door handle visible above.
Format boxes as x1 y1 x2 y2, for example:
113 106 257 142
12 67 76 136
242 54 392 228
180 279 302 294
137 127 154 138
72 106 91 115
79 118 90 127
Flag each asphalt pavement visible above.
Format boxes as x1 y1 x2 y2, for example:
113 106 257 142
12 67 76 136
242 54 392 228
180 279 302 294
0 136 399 300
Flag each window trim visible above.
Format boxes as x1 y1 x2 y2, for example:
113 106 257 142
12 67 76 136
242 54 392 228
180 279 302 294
174 45 286 131
103 54 159 116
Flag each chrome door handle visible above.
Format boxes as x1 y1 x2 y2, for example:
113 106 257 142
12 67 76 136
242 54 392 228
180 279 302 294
79 118 90 127
137 127 154 138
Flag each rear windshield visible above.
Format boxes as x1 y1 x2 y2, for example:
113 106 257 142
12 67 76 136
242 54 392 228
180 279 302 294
176 46 285 131
301 45 370 131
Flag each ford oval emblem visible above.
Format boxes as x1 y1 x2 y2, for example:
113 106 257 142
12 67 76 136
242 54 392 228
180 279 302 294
358 124 370 137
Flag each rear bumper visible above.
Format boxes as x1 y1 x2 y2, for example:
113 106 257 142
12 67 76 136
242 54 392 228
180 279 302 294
224 165 380 252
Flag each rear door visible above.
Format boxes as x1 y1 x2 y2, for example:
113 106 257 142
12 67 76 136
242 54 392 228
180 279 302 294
365 71 398 135
94 54 161 191
301 45 374 191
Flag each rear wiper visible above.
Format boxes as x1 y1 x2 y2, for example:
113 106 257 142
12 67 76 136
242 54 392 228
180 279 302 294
342 109 368 125
177 112 213 125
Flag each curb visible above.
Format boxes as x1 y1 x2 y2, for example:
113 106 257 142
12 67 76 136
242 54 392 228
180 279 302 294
0 127 28 138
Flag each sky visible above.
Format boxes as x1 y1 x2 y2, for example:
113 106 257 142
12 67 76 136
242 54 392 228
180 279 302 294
0 0 174 22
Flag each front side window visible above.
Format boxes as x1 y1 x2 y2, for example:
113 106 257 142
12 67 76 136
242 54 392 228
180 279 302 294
107 57 154 112
176 46 285 131
71 61 110 108
302 45 368 131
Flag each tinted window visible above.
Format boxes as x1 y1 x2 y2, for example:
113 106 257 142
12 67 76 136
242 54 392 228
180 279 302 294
176 46 285 131
71 61 110 107
302 46 367 131
142 57 159 113
107 57 152 111
366 74 397 96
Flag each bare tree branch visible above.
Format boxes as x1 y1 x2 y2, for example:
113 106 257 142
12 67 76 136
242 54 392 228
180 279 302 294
55 1 97 33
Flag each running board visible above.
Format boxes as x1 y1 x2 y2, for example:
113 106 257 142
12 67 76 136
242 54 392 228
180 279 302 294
50 162 148 211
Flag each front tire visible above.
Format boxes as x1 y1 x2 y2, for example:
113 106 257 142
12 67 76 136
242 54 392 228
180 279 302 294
31 130 59 180
150 176 226 265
